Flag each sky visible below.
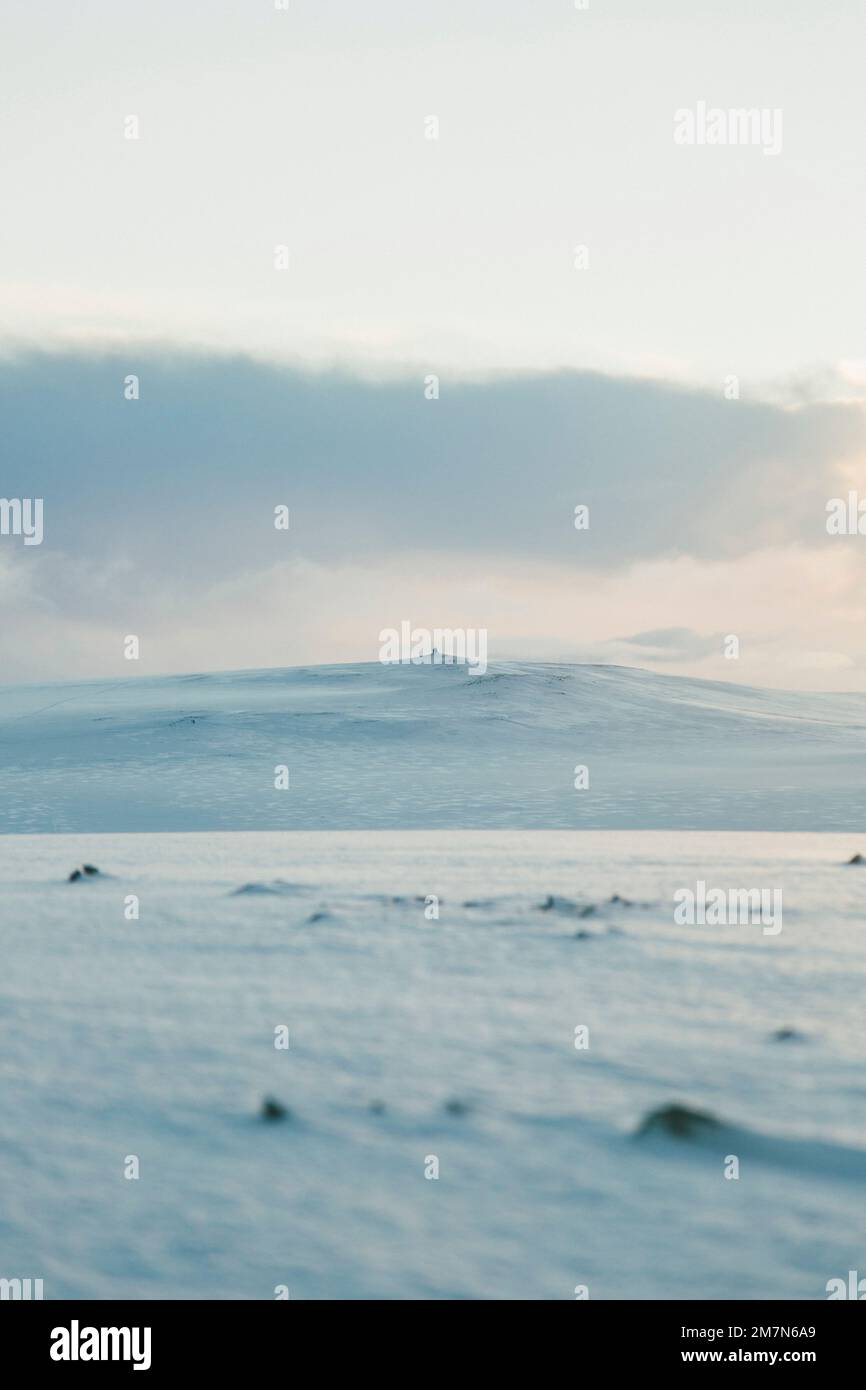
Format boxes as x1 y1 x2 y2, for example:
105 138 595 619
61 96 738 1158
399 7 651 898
1 0 864 688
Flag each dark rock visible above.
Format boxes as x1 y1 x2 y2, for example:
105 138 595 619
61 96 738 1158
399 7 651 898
573 929 594 940
637 1103 721 1140
261 1096 289 1122
306 910 331 924
68 864 103 882
847 853 863 864
444 1098 472 1117
609 894 633 906
771 1027 804 1042
538 895 582 914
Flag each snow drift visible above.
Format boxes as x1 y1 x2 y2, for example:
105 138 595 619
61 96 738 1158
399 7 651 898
0 660 864 833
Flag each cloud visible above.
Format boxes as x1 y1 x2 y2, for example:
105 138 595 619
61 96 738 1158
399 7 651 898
612 627 724 663
0 347 864 687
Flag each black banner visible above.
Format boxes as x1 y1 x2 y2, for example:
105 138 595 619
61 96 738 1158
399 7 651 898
2 1299 861 1374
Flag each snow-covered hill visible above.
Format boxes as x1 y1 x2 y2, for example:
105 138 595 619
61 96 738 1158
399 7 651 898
0 661 864 833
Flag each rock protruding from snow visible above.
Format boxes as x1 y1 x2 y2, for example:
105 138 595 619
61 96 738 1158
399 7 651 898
67 864 102 882
637 1103 721 1140
444 1098 472 1117
260 1096 289 1122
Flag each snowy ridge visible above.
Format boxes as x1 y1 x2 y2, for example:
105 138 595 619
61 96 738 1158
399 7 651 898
0 660 864 832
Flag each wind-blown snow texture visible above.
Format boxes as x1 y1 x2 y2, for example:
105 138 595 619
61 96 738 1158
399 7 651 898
1 661 865 832
3 663 864 1299
1 830 864 1300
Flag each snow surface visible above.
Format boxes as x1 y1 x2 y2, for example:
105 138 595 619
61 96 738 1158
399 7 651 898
1 661 866 832
1 829 865 1300
2 663 864 1299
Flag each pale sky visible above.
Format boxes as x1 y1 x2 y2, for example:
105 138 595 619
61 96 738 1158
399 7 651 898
1 1 864 688
2 0 864 386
